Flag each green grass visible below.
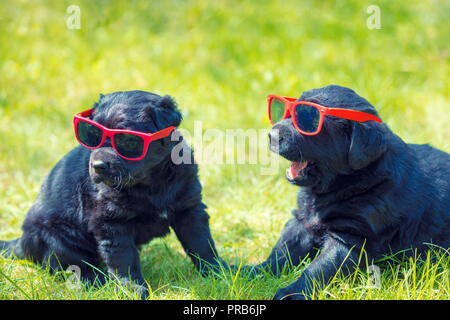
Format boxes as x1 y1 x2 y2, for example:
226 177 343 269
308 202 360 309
0 0 449 299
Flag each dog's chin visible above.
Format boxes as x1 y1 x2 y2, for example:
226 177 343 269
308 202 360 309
285 161 318 187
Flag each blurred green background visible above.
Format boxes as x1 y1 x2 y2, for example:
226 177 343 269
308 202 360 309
0 0 448 299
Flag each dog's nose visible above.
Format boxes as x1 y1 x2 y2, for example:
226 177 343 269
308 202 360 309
92 160 109 174
269 129 283 147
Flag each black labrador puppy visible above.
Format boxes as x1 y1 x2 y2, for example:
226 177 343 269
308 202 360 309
0 90 223 298
255 85 449 299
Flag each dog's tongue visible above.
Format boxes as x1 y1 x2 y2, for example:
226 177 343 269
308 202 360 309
288 161 308 179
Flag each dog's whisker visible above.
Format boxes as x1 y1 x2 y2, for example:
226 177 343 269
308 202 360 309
125 173 133 187
116 172 124 191
112 174 121 191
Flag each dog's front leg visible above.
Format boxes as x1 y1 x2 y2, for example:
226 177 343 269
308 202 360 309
171 203 225 275
256 217 316 276
273 236 359 300
97 226 149 299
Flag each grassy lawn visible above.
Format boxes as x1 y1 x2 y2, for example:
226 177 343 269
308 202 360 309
0 0 448 299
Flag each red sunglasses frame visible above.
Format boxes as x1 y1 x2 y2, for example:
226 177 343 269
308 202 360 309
267 95 382 135
73 108 175 161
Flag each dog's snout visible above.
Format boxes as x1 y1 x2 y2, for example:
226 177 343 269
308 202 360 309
92 160 109 174
269 129 283 146
269 121 301 157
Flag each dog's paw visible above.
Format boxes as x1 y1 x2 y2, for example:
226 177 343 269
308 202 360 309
138 284 150 300
197 259 228 278
273 286 309 300
119 278 149 300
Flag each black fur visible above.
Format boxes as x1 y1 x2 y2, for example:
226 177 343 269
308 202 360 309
258 85 450 299
0 90 224 298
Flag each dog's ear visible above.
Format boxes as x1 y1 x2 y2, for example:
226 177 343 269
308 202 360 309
156 95 177 110
155 95 183 127
348 121 388 170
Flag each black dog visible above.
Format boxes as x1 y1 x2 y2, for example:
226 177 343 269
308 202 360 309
0 91 224 298
254 85 449 299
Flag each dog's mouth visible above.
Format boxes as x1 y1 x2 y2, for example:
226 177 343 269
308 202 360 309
91 172 116 186
90 168 135 189
92 173 136 189
286 161 310 180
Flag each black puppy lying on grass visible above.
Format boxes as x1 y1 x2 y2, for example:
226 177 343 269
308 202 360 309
0 90 224 298
251 85 449 300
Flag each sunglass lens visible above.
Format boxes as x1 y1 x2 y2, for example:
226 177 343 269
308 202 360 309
77 121 103 147
269 98 286 124
114 133 144 159
294 104 320 133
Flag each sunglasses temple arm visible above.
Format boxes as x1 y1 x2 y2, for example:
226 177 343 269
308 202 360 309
282 96 298 102
268 95 298 103
326 108 382 123
76 108 94 118
151 126 176 141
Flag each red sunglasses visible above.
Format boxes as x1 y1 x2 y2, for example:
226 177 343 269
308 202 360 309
73 108 175 161
268 95 382 135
